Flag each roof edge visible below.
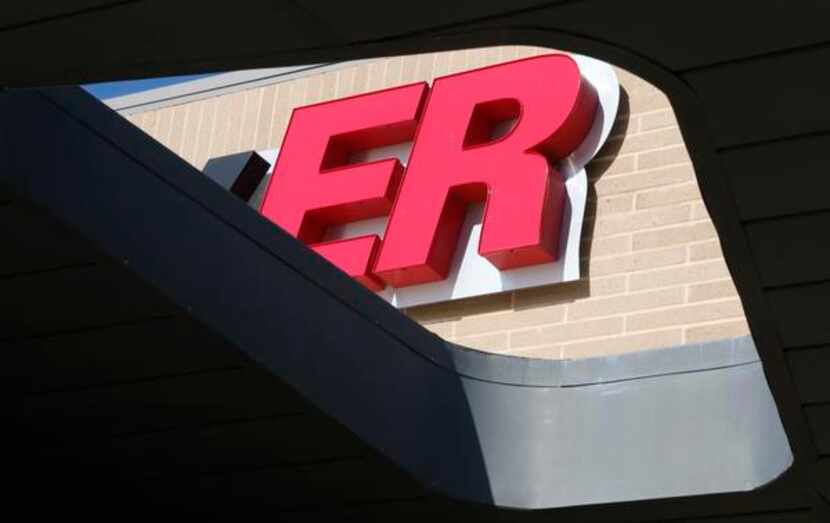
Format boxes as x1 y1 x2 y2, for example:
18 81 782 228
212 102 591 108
104 61 368 115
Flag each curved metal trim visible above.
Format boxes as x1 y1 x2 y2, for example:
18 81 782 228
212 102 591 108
447 335 760 387
451 336 792 508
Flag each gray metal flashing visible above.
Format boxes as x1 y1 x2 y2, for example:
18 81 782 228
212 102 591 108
104 61 366 115
441 337 791 508
460 357 792 509
447 336 760 387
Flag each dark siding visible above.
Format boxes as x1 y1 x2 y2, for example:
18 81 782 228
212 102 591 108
19 367 307 437
805 405 830 456
0 262 176 341
0 202 100 276
520 1 830 71
788 348 830 405
683 46 830 148
0 180 14 204
1 316 248 393
721 135 830 221
746 213 830 288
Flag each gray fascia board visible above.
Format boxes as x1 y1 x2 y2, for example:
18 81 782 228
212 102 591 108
447 335 760 387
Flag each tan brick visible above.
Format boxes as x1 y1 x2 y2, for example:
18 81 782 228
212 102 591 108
516 46 540 59
685 319 750 343
365 60 385 90
562 328 683 359
621 113 638 134
689 239 723 262
482 47 503 66
627 88 672 114
303 74 323 104
142 112 158 132
320 70 337 100
128 112 143 128
403 55 421 82
415 53 435 81
635 182 701 210
589 245 687 277
509 345 563 359
588 193 634 215
265 84 282 147
383 56 403 87
432 51 450 77
422 320 454 339
614 67 653 95
289 77 309 112
193 97 217 169
139 112 157 130
207 94 230 158
633 221 716 251
406 292 512 323
582 234 632 258
456 304 565 337
588 276 629 297
587 154 636 178
254 84 277 150
567 287 684 321
180 101 203 164
499 46 518 61
691 201 711 220
511 316 624 348
688 279 738 303
488 47 507 64
221 91 246 154
512 276 626 309
629 259 730 291
271 83 293 143
595 204 691 237
466 48 487 69
638 110 677 132
154 107 173 147
335 67 356 96
594 164 694 196
513 280 589 309
608 115 635 140
353 65 369 93
139 110 158 136
238 88 261 150
448 50 468 73
637 145 692 170
627 299 743 332
456 332 509 352
279 88 303 139
528 46 550 56
168 105 188 154
610 126 683 156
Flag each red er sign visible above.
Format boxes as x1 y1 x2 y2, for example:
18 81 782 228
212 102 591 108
260 54 598 291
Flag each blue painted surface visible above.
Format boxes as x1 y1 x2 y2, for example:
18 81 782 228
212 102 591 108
83 74 211 100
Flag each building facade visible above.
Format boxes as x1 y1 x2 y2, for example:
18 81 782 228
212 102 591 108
113 45 750 360
8 3 830 517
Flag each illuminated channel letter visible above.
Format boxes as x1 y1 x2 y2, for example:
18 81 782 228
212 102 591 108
260 83 428 291
374 55 598 287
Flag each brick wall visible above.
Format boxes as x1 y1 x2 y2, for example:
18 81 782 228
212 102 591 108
122 45 750 359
